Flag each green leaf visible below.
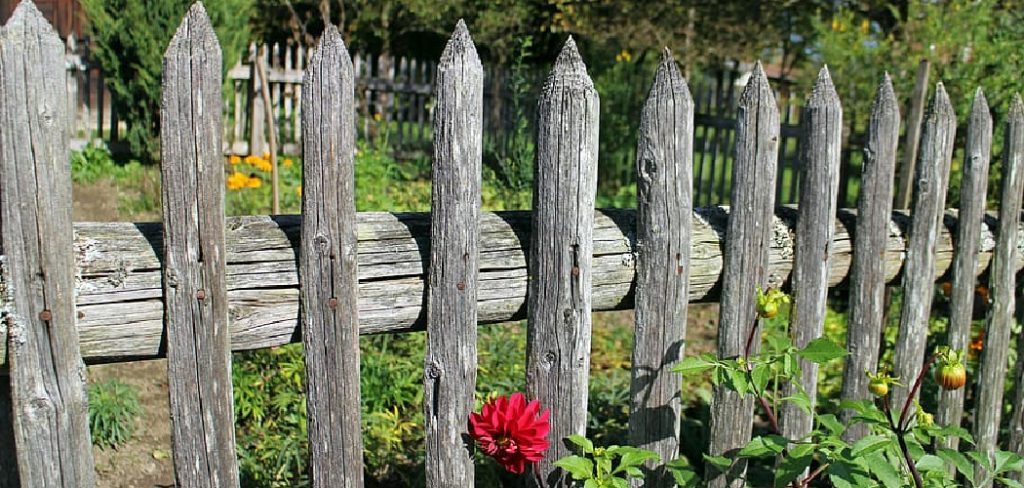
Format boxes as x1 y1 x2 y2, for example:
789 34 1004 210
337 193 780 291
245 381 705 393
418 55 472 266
703 454 733 472
738 435 788 458
936 447 973 480
623 466 644 479
751 363 772 394
615 449 659 472
796 337 848 364
851 435 891 458
554 455 594 480
669 464 701 488
775 449 814 488
584 479 599 488
565 434 594 453
672 355 717 375
783 390 813 416
866 452 901 488
967 450 993 472
916 454 945 472
828 461 873 488
727 367 750 396
997 477 1024 488
994 450 1024 474
610 478 629 488
818 414 846 437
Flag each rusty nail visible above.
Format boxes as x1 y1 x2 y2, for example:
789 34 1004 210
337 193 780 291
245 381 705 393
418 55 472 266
456 281 465 291
39 310 52 321
571 266 580 277
328 297 338 309
77 311 85 319
196 289 207 300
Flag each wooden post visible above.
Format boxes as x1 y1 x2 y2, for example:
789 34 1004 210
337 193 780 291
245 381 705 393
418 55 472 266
254 46 279 214
895 60 931 210
936 89 991 451
0 2 96 486
706 62 779 488
249 42 266 157
779 67 842 443
525 37 599 488
839 75 900 441
300 25 363 488
423 21 482 488
973 95 1024 482
1010 291 1024 484
892 83 956 411
160 4 239 486
628 49 693 487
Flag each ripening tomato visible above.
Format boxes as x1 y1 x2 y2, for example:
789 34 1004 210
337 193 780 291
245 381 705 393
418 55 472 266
868 379 889 397
935 362 967 390
759 302 778 319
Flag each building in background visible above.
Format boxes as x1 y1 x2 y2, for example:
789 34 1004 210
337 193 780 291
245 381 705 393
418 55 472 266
0 0 84 39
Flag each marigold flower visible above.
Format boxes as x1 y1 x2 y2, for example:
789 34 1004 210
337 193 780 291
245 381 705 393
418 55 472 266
468 392 550 474
246 175 262 189
228 155 242 165
282 158 293 167
296 185 302 197
254 159 273 172
226 171 248 190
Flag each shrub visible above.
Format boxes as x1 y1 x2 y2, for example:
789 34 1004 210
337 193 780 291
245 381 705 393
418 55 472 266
88 379 142 450
80 0 254 160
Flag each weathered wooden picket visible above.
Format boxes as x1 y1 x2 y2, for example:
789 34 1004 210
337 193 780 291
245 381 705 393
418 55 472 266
3 2 1024 487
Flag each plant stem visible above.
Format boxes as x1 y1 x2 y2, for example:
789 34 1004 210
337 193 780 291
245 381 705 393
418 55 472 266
898 353 938 431
896 428 925 488
880 367 926 488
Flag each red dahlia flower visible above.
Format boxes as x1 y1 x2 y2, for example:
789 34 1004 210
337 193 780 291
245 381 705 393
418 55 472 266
468 392 551 474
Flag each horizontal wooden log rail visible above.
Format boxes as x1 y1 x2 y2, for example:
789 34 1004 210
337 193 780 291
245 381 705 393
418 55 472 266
1 206 1012 366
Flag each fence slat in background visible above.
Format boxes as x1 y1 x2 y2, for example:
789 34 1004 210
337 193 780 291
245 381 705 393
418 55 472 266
299 25 363 488
892 84 956 410
706 62 779 488
525 37 599 488
1012 288 1024 483
628 50 693 487
937 89 991 450
0 2 96 486
839 75 900 441
159 4 239 487
424 21 483 488
973 95 1024 480
779 67 843 444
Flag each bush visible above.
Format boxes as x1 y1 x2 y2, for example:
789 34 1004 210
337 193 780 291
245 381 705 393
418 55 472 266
81 0 253 160
88 379 142 450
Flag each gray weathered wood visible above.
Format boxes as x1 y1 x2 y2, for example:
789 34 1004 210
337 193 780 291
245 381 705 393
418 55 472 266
779 67 843 444
972 95 1024 483
892 83 957 411
706 62 779 488
159 4 239 487
525 37 599 488
0 2 96 486
299 25 363 488
0 206 1014 366
424 21 482 488
839 75 901 441
895 60 931 210
937 89 991 451
1010 294 1024 483
628 50 693 488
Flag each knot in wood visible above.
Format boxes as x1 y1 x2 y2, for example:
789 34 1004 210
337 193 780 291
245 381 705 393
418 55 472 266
426 361 442 379
38 310 51 321
314 235 330 254
77 311 85 319
571 266 580 277
543 351 557 370
195 289 207 300
456 281 465 291
328 297 338 309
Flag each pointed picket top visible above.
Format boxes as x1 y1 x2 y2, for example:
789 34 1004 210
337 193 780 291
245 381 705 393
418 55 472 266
739 61 776 108
969 87 991 125
166 2 219 57
929 81 956 119
439 19 480 68
1010 93 1024 122
545 36 593 91
808 65 840 108
5 0 61 46
871 73 898 117
308 23 351 69
648 47 691 103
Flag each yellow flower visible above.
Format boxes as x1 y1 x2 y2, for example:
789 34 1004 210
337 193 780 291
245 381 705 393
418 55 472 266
246 175 262 189
831 18 842 32
296 185 302 197
254 159 273 172
860 19 870 35
282 158 293 167
244 154 258 165
226 171 248 190
228 155 242 165
373 112 383 122
261 152 271 160
615 49 632 63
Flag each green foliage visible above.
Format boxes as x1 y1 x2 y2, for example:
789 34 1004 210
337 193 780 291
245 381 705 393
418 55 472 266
81 0 254 160
555 434 660 488
88 379 142 450
70 143 161 218
483 36 536 211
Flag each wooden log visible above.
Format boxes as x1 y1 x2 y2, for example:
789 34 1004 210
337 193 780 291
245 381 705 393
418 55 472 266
973 95 1024 482
628 50 693 488
839 75 900 441
937 89 991 451
424 21 482 488
525 37 599 488
706 62 779 488
892 83 956 410
779 67 843 444
0 2 96 486
300 26 363 488
159 5 239 486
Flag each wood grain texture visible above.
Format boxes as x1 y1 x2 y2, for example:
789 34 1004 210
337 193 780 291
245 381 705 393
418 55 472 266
706 62 779 488
892 83 956 411
525 38 599 488
779 67 843 444
972 95 1024 482
0 2 96 486
628 50 693 488
299 25 363 488
1010 290 1024 483
159 4 239 487
423 21 482 488
895 60 930 210
937 89 991 451
839 76 901 441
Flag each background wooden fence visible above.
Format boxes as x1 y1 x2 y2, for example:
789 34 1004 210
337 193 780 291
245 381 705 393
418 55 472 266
3 1 1024 487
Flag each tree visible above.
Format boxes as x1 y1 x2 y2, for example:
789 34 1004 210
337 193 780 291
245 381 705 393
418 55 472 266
82 0 254 160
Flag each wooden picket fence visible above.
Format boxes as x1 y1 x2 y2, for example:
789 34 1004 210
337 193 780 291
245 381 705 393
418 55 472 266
3 2 1024 487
